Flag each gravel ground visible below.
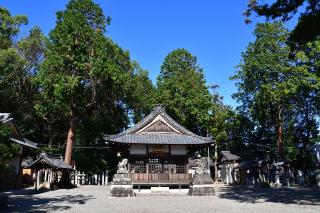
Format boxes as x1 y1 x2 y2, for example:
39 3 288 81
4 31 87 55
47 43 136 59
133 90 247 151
3 185 320 213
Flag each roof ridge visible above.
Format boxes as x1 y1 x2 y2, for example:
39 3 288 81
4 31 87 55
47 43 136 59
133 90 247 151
105 105 213 142
160 112 212 140
25 152 73 170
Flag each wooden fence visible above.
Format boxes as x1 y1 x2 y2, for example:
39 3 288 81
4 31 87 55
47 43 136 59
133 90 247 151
71 171 109 186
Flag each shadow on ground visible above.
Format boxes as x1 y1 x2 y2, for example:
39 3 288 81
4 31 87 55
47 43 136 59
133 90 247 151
4 192 95 212
218 186 320 205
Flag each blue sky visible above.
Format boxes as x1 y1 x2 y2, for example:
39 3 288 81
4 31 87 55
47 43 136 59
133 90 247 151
1 0 299 107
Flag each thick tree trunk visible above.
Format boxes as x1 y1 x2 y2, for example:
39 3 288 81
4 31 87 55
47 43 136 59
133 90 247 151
59 109 76 188
64 109 76 165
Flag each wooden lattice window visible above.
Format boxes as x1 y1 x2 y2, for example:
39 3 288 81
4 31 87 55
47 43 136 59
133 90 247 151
148 158 163 173
130 160 146 173
176 164 186 174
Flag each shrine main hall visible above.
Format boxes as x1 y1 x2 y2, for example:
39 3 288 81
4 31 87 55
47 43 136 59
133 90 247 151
104 106 214 187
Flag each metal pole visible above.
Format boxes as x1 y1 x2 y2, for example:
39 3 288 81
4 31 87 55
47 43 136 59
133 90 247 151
214 143 218 181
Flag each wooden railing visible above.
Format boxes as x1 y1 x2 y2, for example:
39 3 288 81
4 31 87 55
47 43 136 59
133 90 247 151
130 173 191 183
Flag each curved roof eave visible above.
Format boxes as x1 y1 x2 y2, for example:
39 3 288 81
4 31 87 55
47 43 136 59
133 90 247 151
104 106 215 144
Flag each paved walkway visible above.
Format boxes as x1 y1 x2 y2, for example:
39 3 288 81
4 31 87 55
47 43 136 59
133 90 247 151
3 185 320 213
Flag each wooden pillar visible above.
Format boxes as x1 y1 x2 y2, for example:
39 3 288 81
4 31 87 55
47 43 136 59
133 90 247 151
74 171 77 185
44 169 48 182
34 170 37 190
226 164 229 184
146 163 149 181
74 171 77 186
36 170 40 190
146 146 149 181
105 171 108 185
102 172 105 186
48 170 51 183
83 172 85 185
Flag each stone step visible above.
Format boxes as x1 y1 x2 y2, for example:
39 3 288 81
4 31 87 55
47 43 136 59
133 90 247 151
150 187 170 193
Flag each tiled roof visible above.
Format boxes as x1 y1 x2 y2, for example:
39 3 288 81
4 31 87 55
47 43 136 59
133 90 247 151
1 112 38 149
25 152 73 170
10 138 38 149
221 151 240 162
107 133 212 145
105 105 214 145
0 113 12 124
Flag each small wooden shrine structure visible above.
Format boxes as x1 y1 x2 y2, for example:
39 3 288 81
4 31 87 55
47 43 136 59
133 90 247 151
25 152 73 189
220 151 240 184
105 106 214 187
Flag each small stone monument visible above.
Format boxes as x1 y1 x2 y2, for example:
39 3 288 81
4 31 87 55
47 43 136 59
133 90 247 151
188 159 215 196
110 159 135 197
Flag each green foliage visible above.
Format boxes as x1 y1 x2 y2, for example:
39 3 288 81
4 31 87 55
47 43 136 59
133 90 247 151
127 61 156 123
0 126 20 163
157 48 211 136
37 0 110 115
34 0 131 169
2 1 318 175
232 22 319 162
208 86 236 146
0 7 28 49
244 0 320 46
34 0 156 172
0 8 46 164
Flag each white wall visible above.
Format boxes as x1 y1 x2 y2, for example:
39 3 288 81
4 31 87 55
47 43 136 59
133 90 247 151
130 144 147 155
171 145 186 155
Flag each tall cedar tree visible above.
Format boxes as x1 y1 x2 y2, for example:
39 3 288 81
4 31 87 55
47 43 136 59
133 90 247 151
0 7 45 163
36 0 130 165
232 22 311 159
156 48 211 136
127 61 156 123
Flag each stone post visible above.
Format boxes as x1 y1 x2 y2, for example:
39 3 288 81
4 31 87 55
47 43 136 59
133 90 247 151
188 173 215 196
315 170 320 187
110 159 134 197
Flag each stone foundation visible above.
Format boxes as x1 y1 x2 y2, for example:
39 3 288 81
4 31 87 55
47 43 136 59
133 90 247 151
110 173 134 197
188 174 215 196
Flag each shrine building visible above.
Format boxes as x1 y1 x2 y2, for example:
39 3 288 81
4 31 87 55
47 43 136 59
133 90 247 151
104 106 214 187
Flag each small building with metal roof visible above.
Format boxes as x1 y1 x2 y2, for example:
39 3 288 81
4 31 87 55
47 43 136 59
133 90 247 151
25 152 73 190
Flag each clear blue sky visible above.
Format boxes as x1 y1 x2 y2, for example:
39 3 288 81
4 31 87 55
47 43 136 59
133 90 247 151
1 0 299 107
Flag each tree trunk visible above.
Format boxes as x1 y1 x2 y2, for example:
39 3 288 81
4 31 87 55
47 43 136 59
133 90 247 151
277 123 283 158
64 109 76 165
59 109 76 188
276 106 283 159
